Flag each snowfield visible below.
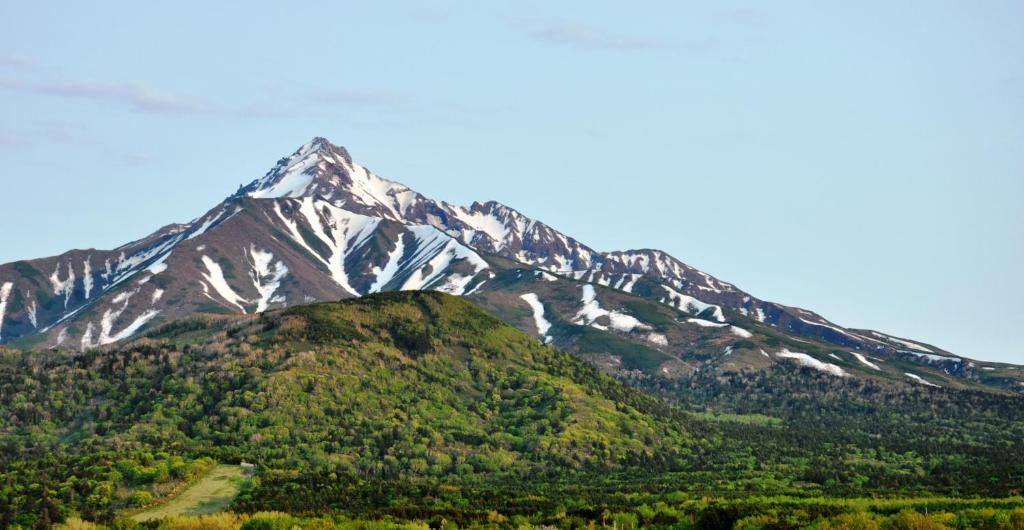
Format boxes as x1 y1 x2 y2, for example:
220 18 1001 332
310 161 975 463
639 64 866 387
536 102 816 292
776 349 846 377
660 285 725 322
574 284 652 333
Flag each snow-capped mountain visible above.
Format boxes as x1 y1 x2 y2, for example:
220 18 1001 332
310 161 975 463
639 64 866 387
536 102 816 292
0 137 1017 391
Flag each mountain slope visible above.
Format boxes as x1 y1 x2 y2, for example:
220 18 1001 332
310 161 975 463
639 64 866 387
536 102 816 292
2 292 1022 527
0 292 701 523
0 195 489 351
0 137 1018 392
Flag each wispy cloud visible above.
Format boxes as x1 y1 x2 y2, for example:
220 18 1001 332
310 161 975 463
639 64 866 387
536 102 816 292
722 7 768 26
0 54 36 71
0 78 216 114
0 129 22 150
524 21 666 51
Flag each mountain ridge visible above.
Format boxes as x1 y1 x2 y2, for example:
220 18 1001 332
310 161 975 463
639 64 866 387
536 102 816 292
0 137 1019 392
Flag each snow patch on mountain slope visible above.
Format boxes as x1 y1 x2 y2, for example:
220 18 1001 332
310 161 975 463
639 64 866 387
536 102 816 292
871 331 935 353
298 198 381 295
50 262 76 308
754 307 766 322
0 282 12 341
25 294 37 328
520 293 552 337
148 261 168 275
54 328 67 348
730 326 753 338
249 245 289 312
369 234 406 294
80 323 93 350
660 285 725 322
152 289 164 304
574 284 651 333
776 349 846 377
102 229 189 290
337 159 417 219
452 208 511 249
248 147 321 199
399 229 488 294
797 316 883 345
687 318 728 328
535 270 558 282
82 258 94 299
187 207 239 240
106 310 160 344
80 288 162 349
905 372 940 387
647 333 669 346
200 255 248 312
610 273 641 293
903 351 961 363
850 351 881 370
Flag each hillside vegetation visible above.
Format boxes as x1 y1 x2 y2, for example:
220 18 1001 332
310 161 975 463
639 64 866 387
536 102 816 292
1 292 1022 529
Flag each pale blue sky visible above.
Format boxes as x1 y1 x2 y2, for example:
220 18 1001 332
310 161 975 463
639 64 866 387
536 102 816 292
1 2 1021 362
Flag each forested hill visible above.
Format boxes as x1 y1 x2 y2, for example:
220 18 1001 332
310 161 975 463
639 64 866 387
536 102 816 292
1 292 1022 528
0 292 704 525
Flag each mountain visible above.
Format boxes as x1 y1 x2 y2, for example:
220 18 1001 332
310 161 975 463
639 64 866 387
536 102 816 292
0 292 710 522
3 292 1022 526
0 137 1020 392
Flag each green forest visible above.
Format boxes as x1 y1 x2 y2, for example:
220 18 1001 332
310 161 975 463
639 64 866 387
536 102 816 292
1 292 1022 529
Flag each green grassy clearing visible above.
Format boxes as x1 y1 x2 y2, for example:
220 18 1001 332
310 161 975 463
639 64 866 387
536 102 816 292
131 464 252 521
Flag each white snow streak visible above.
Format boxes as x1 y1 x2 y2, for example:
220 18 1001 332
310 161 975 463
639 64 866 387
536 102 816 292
249 246 289 312
687 318 728 328
573 284 651 333
80 288 162 349
776 348 846 377
0 282 12 341
200 255 248 313
369 234 405 293
25 294 37 328
249 150 321 198
871 331 935 353
452 208 510 249
274 198 381 295
400 226 488 294
730 326 753 338
50 262 76 308
520 293 552 337
82 258 93 299
905 372 940 387
902 350 961 363
850 351 881 370
187 208 226 240
660 285 725 322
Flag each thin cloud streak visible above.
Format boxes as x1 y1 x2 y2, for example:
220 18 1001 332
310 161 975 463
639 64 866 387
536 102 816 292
0 78 216 114
0 55 36 70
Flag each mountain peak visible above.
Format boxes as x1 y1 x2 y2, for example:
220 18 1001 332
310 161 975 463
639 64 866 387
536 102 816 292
304 136 352 163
